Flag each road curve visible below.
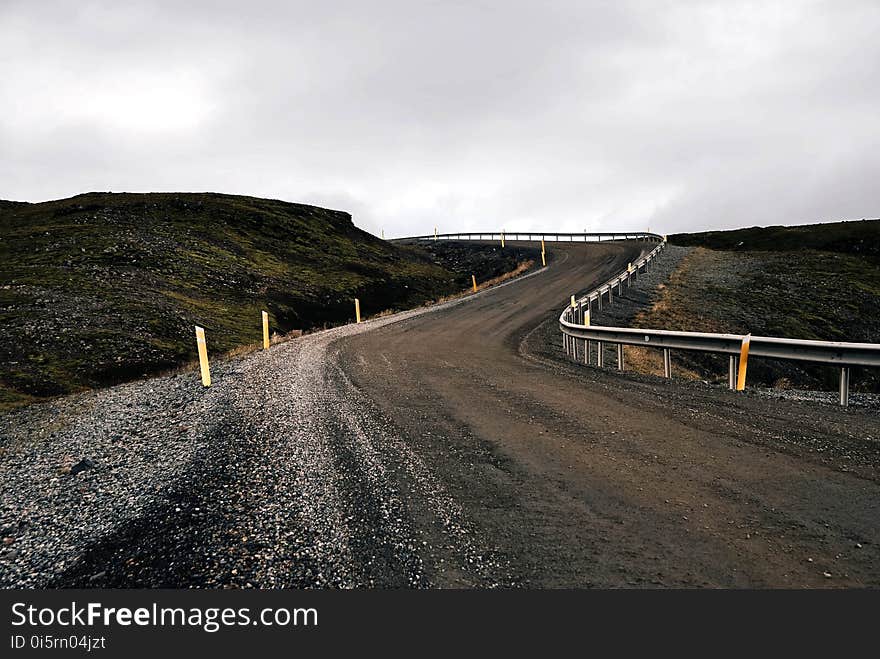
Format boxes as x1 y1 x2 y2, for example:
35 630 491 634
339 241 880 587
2 240 878 588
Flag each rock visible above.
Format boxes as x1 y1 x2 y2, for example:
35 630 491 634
69 458 96 476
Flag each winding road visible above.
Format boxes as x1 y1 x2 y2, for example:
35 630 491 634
1 241 878 588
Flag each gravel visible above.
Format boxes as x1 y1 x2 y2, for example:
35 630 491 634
0 282 532 588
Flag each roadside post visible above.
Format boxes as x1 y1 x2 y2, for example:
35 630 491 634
736 334 751 391
261 310 270 350
195 326 211 387
355 298 362 324
472 274 477 293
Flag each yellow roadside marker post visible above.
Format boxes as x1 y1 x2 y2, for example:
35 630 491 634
501 231 505 248
472 274 478 293
261 310 270 350
736 334 751 391
195 326 211 387
355 298 362 323
541 239 546 267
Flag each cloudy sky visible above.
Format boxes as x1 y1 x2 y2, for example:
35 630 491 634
1 1 878 236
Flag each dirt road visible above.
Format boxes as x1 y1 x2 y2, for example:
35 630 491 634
340 241 880 587
2 240 878 588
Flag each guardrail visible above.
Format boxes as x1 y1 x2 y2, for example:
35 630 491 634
393 231 664 243
559 241 880 406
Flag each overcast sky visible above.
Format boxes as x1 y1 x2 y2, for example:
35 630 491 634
2 1 878 236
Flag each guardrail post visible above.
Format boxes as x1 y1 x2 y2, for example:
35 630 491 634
728 356 737 390
597 341 604 367
663 348 671 378
839 367 850 407
617 344 624 371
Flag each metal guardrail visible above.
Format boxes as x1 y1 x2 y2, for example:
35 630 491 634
393 231 664 243
558 241 880 406
391 230 878 405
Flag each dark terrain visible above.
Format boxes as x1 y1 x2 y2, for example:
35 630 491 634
0 193 537 408
652 220 880 391
1 240 878 589
670 218 880 258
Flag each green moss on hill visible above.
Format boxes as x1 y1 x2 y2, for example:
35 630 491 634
0 192 535 408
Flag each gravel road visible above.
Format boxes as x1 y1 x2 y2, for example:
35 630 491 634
2 240 879 588
0 286 531 588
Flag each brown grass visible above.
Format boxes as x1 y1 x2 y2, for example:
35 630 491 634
625 249 720 381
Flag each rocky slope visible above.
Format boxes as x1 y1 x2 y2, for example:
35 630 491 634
0 192 537 408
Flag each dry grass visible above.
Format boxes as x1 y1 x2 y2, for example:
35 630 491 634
621 345 705 381
624 249 725 382
395 259 537 311
481 260 535 288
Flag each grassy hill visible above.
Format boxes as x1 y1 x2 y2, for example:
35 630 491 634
0 192 535 408
649 219 880 392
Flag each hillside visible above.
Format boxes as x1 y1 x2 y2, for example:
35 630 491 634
670 218 880 261
0 192 536 408
644 220 880 392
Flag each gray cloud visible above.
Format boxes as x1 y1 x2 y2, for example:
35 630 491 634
2 0 878 236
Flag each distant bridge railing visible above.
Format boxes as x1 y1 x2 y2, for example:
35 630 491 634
559 241 880 406
392 231 664 243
